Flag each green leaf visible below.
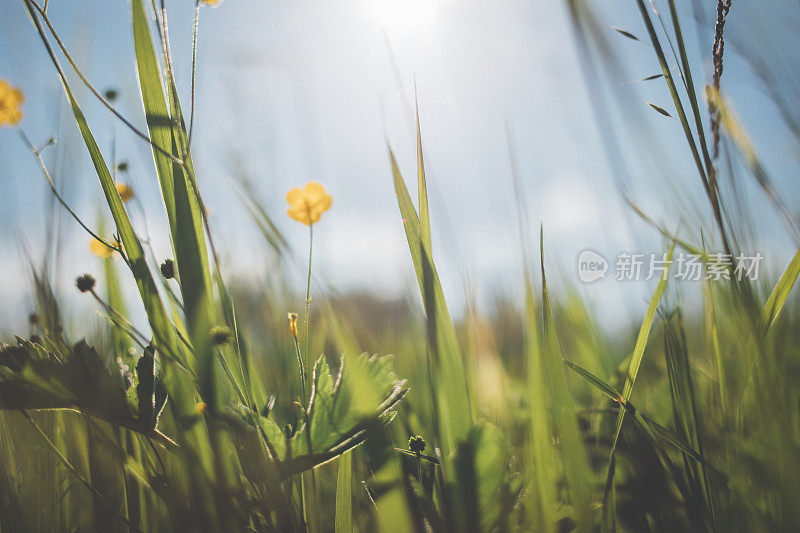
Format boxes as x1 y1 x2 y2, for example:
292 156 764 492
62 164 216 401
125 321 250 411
0 339 175 448
230 353 407 478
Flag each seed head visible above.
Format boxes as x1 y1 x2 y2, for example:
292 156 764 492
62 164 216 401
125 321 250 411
76 274 96 293
160 259 175 279
211 326 232 345
288 312 299 337
408 435 426 453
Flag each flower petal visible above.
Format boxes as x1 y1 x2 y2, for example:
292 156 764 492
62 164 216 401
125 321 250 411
286 187 304 206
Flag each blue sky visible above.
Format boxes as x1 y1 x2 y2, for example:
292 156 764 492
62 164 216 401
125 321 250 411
1 0 798 335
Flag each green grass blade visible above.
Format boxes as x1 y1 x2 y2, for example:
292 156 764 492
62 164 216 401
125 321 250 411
620 240 676 403
700 232 727 417
132 0 218 411
633 0 720 225
415 98 431 253
131 0 176 233
389 146 473 453
665 0 715 178
564 358 623 402
663 311 716 528
603 239 675 530
539 231 594 527
335 451 353 533
565 359 719 474
758 242 800 333
524 269 557 533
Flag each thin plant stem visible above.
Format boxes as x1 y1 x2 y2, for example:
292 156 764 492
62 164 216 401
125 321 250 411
90 289 150 345
22 0 182 165
293 334 307 407
17 128 120 254
303 224 313 379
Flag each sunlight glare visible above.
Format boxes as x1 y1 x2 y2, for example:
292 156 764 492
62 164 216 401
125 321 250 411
369 0 440 34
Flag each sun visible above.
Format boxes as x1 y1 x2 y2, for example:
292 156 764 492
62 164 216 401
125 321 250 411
368 0 440 34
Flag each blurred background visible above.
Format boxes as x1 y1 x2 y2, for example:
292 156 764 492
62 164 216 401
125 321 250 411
1 0 798 335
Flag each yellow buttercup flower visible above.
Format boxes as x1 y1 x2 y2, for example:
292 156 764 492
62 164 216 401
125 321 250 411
90 238 115 259
116 182 134 203
200 0 222 6
0 80 24 128
286 182 332 225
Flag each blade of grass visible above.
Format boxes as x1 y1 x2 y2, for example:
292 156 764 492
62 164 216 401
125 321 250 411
132 0 221 416
21 411 136 531
335 450 353 533
415 96 431 253
663 311 716 529
602 239 675 531
539 230 595 528
565 359 722 475
758 242 800 332
389 146 473 454
509 129 557 532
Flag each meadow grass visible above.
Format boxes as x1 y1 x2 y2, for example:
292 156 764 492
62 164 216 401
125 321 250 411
1 0 800 531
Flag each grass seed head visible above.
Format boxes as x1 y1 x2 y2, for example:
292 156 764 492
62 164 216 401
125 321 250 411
408 435 426 453
288 312 299 337
211 326 233 345
75 274 96 293
160 259 175 279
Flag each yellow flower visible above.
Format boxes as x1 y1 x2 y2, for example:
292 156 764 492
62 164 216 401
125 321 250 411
286 182 332 225
89 238 115 259
287 312 299 337
0 80 24 128
200 0 222 6
116 182 134 203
